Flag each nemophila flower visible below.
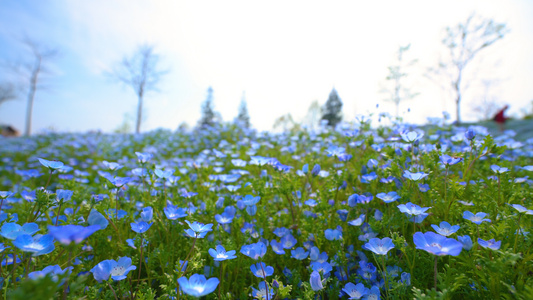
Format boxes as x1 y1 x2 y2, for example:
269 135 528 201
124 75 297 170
348 214 366 226
2 254 21 266
325 227 343 240
403 170 428 181
87 209 108 230
305 199 318 207
478 238 501 250
400 272 411 286
0 191 14 199
311 164 321 176
252 281 274 300
48 224 100 245
135 152 153 163
178 274 219 297
397 202 431 216
0 243 9 253
431 221 460 237
13 234 55 256
365 286 381 300
164 204 187 220
184 220 213 238
363 237 395 255
418 183 430 193
102 161 122 171
273 227 290 238
413 231 463 256
154 168 174 179
240 242 267 260
440 155 463 166
0 222 39 240
465 129 476 141
250 262 274 278
280 233 297 249
376 192 400 203
140 207 153 222
270 240 285 255
342 282 369 299
400 130 424 143
310 261 333 275
108 176 132 187
463 211 491 225
357 261 377 281
56 189 73 202
38 158 64 170
457 235 473 251
131 221 152 234
490 165 509 174
209 245 236 261
508 204 533 215
91 257 137 282
215 211 234 224
291 247 309 260
20 190 36 202
28 265 73 282
361 172 378 183
309 270 324 291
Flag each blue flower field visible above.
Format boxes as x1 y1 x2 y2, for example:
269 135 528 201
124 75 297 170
0 119 532 299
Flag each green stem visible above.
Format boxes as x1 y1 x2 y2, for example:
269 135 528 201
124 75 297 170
434 256 438 291
107 282 119 300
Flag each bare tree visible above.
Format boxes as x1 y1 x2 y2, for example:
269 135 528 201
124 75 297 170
380 44 418 118
427 13 508 124
0 82 17 107
111 45 166 134
18 39 58 136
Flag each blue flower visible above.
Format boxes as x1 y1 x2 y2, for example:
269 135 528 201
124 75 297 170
508 204 533 215
457 235 473 250
431 221 460 237
252 281 274 299
363 237 395 255
28 265 73 282
91 257 137 282
464 129 476 141
291 247 309 260
250 262 274 278
135 152 153 163
0 222 39 240
56 189 73 202
154 168 174 179
140 207 153 222
184 220 213 238
478 238 501 250
208 245 236 261
403 170 428 181
400 131 423 143
270 239 286 255
164 204 188 220
87 209 108 230
364 286 381 300
397 202 431 216
490 165 509 174
48 225 100 245
309 270 324 291
240 242 267 260
400 272 411 286
311 164 321 176
105 209 128 219
131 221 152 234
348 214 366 226
376 192 400 203
102 161 123 171
310 261 333 275
177 274 219 297
242 195 261 206
342 282 369 299
280 233 297 249
439 155 463 166
325 228 343 240
357 261 377 281
413 231 463 256
463 211 491 225
38 158 64 170
13 234 55 256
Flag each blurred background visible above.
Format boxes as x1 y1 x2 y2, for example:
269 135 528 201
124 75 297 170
0 0 532 135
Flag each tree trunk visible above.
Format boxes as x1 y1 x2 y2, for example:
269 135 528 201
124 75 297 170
25 63 40 136
136 90 143 134
456 96 461 124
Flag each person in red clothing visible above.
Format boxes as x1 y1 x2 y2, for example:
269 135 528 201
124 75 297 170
493 104 509 131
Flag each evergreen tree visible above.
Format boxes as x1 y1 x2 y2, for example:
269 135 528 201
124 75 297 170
321 88 343 128
198 86 216 128
236 92 250 128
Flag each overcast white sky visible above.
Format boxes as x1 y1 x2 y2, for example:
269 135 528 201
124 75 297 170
1 0 532 133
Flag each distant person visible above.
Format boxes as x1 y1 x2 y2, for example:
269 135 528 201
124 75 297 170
493 104 509 131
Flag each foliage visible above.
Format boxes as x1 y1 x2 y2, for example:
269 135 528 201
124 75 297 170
321 88 343 128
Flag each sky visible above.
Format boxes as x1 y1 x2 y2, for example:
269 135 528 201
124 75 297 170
1 0 532 134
